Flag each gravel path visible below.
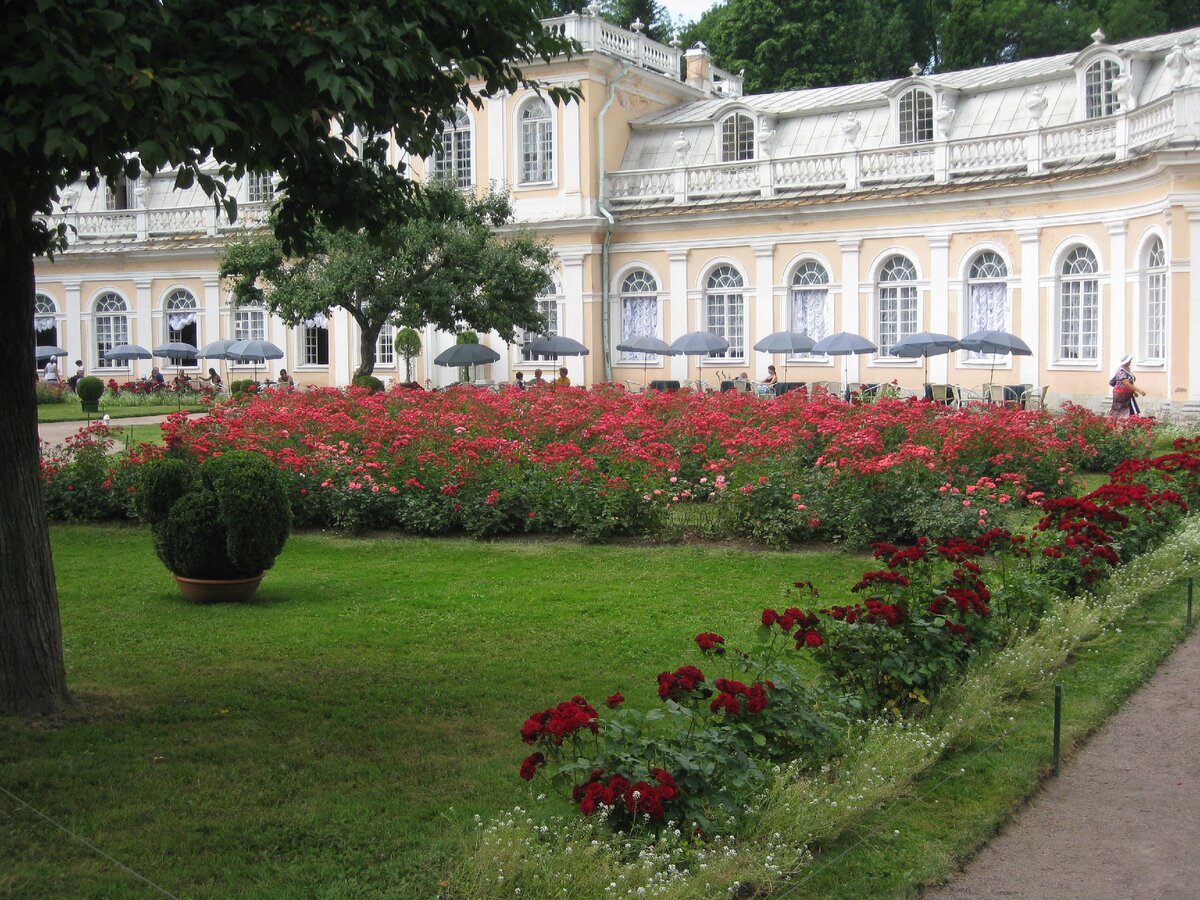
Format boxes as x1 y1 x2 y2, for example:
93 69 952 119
38 414 179 450
927 625 1200 898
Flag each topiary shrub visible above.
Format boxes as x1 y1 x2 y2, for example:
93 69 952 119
230 379 257 398
351 374 385 393
76 375 104 411
135 451 292 582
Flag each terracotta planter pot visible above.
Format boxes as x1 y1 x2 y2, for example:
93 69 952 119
173 573 264 603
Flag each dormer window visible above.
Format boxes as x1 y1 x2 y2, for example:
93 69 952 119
720 113 755 162
1085 59 1121 118
105 174 131 210
898 89 933 144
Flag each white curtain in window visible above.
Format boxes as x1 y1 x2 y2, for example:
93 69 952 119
303 312 329 328
967 282 1007 358
790 288 827 354
621 297 659 362
34 316 56 332
167 312 198 330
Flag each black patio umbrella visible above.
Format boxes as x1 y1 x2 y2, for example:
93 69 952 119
959 329 1032 382
103 343 153 362
668 331 729 356
434 342 501 384
523 335 590 358
753 330 815 382
889 331 962 382
200 339 240 360
810 331 877 392
34 345 69 362
227 339 285 382
153 341 199 364
615 334 670 387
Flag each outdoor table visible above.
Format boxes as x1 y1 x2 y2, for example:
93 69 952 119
1004 384 1026 408
773 382 806 396
649 380 680 392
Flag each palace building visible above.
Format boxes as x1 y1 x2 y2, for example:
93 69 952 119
33 13 1200 416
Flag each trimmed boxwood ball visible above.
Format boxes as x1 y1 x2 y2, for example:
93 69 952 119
352 374 385 392
75 375 104 402
135 451 292 580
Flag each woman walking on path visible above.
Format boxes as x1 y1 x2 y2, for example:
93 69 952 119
1108 354 1144 418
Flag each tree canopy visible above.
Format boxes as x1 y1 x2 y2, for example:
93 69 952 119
0 0 575 716
220 182 557 377
682 0 1200 93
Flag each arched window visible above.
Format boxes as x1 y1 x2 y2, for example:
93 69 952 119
233 302 265 343
790 260 828 352
720 113 755 162
620 269 660 362
1058 247 1099 361
519 99 554 184
94 292 129 368
966 251 1009 358
164 288 199 366
705 266 745 359
898 89 933 144
1142 237 1167 362
34 293 59 349
1085 59 1121 118
433 108 473 189
876 256 918 356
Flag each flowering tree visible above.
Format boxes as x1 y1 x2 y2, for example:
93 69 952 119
220 182 558 377
0 0 574 716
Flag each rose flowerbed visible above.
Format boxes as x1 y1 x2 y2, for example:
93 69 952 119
41 385 1155 545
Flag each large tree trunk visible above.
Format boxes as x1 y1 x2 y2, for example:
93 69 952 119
0 219 70 716
353 315 384 378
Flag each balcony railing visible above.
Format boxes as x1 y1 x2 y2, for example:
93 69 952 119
607 92 1186 208
49 201 269 244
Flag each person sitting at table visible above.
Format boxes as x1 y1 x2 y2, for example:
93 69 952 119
69 360 84 390
555 366 571 387
757 365 778 394
276 369 294 390
172 371 190 390
200 367 223 390
530 368 547 386
513 371 526 390
150 367 165 386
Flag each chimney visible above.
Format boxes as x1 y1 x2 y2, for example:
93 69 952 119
685 42 712 93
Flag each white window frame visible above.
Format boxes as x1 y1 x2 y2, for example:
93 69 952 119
520 283 562 363
163 288 200 367
875 256 919 357
1084 58 1121 119
93 291 130 369
34 292 59 347
964 250 1010 361
719 112 755 162
517 97 554 186
1141 236 1167 364
246 172 275 204
302 323 330 367
377 323 396 368
432 107 473 189
704 265 745 362
897 88 934 144
619 269 661 363
789 259 829 361
1057 246 1100 363
105 174 131 210
233 304 266 343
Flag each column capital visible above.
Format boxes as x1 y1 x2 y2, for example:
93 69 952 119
1104 218 1128 237
667 249 690 264
1016 227 1040 244
927 234 951 252
837 238 861 254
751 242 775 259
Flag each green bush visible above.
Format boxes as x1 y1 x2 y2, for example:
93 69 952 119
75 376 104 403
35 381 68 404
351 374 385 393
230 379 257 398
136 451 292 580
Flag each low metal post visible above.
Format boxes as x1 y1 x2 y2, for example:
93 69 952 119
1188 576 1194 628
1052 684 1062 776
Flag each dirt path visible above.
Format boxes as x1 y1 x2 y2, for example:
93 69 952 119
927 624 1200 899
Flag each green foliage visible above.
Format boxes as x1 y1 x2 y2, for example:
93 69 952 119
229 379 257 398
40 426 138 521
74 376 104 403
220 181 555 376
137 451 291 580
352 374 385 392
35 381 67 405
395 327 423 382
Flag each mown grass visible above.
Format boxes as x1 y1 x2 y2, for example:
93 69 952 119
0 526 865 899
37 402 206 423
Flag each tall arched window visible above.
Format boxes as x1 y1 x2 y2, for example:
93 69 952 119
790 260 828 353
94 292 129 368
522 283 561 346
876 256 918 356
705 266 745 359
164 288 199 366
1085 59 1121 118
1058 247 1099 361
966 251 1008 358
898 89 933 144
1142 237 1167 362
720 113 755 162
233 302 265 343
34 293 58 349
620 269 660 362
433 108 473 189
519 99 554 184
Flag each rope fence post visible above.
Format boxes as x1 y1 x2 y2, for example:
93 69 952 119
1052 683 1062 777
1188 576 1193 629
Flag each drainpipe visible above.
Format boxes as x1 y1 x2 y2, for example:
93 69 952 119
597 62 631 384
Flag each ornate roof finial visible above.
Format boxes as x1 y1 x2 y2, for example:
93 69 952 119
585 1 600 17
1091 28 1106 45
630 17 644 33
910 62 922 77
669 37 681 49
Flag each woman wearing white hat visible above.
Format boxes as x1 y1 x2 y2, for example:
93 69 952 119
1108 353 1144 418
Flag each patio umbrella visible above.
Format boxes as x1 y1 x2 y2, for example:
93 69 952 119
889 331 962 382
103 343 152 361
34 345 68 362
200 339 240 360
959 329 1032 381
668 331 729 356
810 331 877 392
615 334 670 387
434 342 501 383
753 331 815 382
227 339 285 382
523 335 590 358
152 341 199 362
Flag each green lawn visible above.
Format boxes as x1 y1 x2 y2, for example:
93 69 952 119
37 402 207 423
1 526 864 899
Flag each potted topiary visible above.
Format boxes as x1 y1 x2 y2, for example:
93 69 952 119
76 375 104 413
135 451 292 602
